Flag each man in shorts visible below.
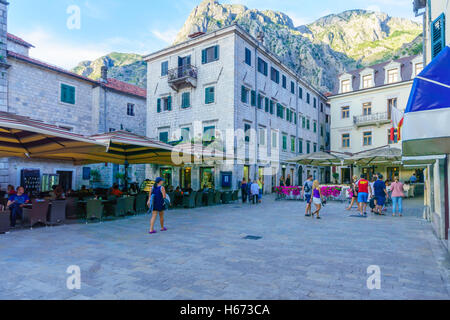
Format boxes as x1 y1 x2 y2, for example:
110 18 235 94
373 174 389 215
357 174 370 216
302 175 314 216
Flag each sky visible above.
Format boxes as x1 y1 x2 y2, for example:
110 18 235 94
8 0 420 70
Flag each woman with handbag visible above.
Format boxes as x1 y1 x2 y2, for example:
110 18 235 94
346 176 359 211
148 177 167 234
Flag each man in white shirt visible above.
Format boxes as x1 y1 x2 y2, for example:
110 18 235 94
250 180 260 204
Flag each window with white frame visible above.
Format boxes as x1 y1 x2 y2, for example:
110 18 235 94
363 131 372 146
341 79 351 93
271 131 278 149
414 62 424 76
362 74 373 89
387 69 399 84
259 127 266 146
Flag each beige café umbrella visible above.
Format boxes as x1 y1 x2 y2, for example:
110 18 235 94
287 151 353 166
349 145 402 166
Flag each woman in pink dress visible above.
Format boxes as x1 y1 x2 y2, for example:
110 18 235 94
390 176 405 217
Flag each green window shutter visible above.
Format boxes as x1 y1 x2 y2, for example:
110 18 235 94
257 94 262 109
205 87 214 104
202 49 207 64
432 14 446 58
241 86 247 103
265 98 269 112
299 87 303 99
68 86 75 104
251 91 256 106
270 100 274 114
61 84 75 104
182 92 190 108
294 113 297 125
214 45 219 60
61 85 67 103
167 96 172 111
157 98 161 113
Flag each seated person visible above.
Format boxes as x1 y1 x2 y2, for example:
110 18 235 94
79 185 89 194
7 186 30 227
129 184 139 195
183 184 193 195
110 184 123 197
7 185 16 196
53 185 65 200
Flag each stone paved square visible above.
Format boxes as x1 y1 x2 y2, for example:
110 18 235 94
0 195 449 300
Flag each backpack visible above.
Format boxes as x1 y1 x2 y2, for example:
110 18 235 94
304 181 311 193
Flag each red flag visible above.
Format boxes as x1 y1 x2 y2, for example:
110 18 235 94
390 127 395 142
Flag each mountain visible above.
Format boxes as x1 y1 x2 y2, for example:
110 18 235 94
72 0 423 92
72 52 147 88
174 0 422 91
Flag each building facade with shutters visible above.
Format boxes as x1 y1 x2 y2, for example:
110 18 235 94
0 2 147 192
144 24 330 192
329 55 423 184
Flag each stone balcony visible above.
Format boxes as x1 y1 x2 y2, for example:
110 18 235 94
167 65 198 92
353 112 391 127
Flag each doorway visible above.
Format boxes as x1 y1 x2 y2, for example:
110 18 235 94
244 165 250 182
298 167 303 186
178 55 191 76
180 167 191 189
57 171 73 192
160 168 173 187
341 168 350 184
200 167 215 189
387 167 400 181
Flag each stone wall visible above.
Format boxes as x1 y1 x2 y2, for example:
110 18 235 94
0 1 9 190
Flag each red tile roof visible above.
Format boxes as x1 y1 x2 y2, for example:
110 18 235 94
7 33 34 48
7 51 147 99
104 78 146 99
7 50 98 84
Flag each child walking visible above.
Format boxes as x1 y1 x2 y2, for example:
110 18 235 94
311 180 323 219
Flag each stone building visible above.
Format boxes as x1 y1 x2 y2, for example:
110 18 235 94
329 55 423 183
144 24 330 192
0 1 147 192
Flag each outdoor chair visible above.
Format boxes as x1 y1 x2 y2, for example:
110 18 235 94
231 190 239 202
22 199 50 229
65 197 79 219
167 192 175 209
124 196 136 215
0 210 10 234
86 199 104 222
135 193 148 214
221 191 232 204
47 200 66 225
195 191 203 207
214 191 222 204
206 192 215 206
183 191 196 208
105 197 126 218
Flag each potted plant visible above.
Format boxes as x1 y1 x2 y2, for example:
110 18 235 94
332 173 340 184
90 169 101 188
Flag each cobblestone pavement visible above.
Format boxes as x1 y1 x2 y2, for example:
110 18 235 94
0 195 449 300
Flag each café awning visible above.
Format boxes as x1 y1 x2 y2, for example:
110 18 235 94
349 145 402 165
287 151 353 166
0 112 107 160
403 45 450 156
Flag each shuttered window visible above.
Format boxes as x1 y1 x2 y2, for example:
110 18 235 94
432 14 446 59
61 84 75 105
241 86 249 104
257 58 268 76
245 48 252 66
181 92 190 109
251 90 256 107
205 87 215 104
264 97 269 112
202 45 220 64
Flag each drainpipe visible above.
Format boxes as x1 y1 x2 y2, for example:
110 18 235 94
296 80 299 185
254 44 259 181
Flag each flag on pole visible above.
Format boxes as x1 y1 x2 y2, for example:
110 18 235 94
391 106 404 140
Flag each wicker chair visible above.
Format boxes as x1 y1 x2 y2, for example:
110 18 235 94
183 192 196 208
221 191 232 204
214 191 222 204
124 196 136 215
86 199 104 222
231 190 239 202
22 199 50 228
0 210 10 234
135 193 148 214
195 191 203 207
65 197 79 219
105 197 126 218
48 200 66 225
206 192 215 206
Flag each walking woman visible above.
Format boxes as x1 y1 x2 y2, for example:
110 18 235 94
148 177 167 234
390 176 405 217
311 180 323 219
346 175 359 211
240 178 248 203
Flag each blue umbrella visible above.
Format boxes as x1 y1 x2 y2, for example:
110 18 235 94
403 46 450 156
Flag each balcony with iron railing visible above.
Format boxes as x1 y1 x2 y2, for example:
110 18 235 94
353 112 391 127
167 65 198 92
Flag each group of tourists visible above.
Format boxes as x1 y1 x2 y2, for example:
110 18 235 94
347 173 406 217
240 178 264 204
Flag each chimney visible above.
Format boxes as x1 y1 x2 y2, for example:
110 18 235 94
100 65 108 83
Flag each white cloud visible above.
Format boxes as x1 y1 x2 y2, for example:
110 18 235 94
151 28 179 44
16 28 152 70
286 11 312 27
